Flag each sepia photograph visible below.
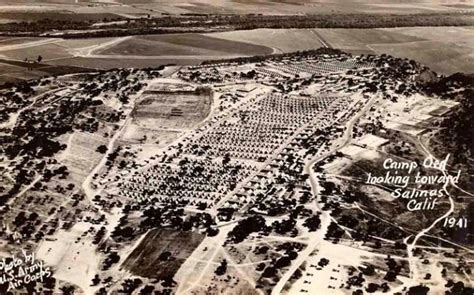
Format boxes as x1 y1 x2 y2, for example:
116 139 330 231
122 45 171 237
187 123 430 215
0 0 472 294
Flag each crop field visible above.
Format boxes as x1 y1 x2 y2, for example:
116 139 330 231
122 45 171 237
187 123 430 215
48 56 203 69
0 42 73 61
133 91 212 130
141 34 272 55
97 37 224 57
0 58 95 85
0 60 48 84
313 26 474 74
208 27 474 74
384 26 474 45
0 37 42 46
0 12 124 23
124 0 463 14
122 229 204 280
2 69 47 80
0 75 21 85
0 34 271 71
97 34 273 56
0 61 22 72
208 29 324 53
370 41 474 74
0 0 467 25
315 28 424 49
56 37 117 50
1 26 472 79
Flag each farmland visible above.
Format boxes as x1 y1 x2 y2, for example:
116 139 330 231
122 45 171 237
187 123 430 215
47 56 203 69
0 0 471 21
0 33 274 77
122 229 205 280
0 42 73 60
0 26 472 78
97 34 273 57
0 58 95 86
0 12 124 23
316 26 474 74
210 26 474 74
209 29 326 53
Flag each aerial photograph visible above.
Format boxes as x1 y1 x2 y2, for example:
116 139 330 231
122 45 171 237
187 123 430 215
0 0 472 294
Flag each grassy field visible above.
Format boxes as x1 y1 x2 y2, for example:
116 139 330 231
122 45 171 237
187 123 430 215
1 26 472 78
0 42 73 61
98 33 273 56
56 37 117 49
98 37 224 57
0 12 124 23
313 26 474 74
0 61 22 72
122 229 204 279
208 29 325 53
209 27 474 74
0 37 42 46
124 0 470 15
48 56 203 69
370 41 474 74
0 33 272 72
316 28 424 49
0 58 95 85
0 0 466 24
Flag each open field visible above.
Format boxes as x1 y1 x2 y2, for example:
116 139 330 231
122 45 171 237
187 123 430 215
0 58 95 85
314 26 474 74
212 26 474 74
0 26 473 81
0 42 73 60
122 125 180 146
97 34 273 57
56 37 117 50
137 34 273 55
371 40 474 74
0 33 272 72
37 222 103 294
208 29 325 53
48 56 204 69
122 229 205 280
133 90 212 130
0 12 124 23
0 36 42 46
314 28 425 50
0 0 470 20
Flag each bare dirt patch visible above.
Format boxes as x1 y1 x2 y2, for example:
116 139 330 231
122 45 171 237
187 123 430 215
133 90 211 130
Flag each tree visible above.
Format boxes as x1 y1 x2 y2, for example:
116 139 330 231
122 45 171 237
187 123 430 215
97 145 107 154
407 285 430 295
91 274 101 286
215 259 227 276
